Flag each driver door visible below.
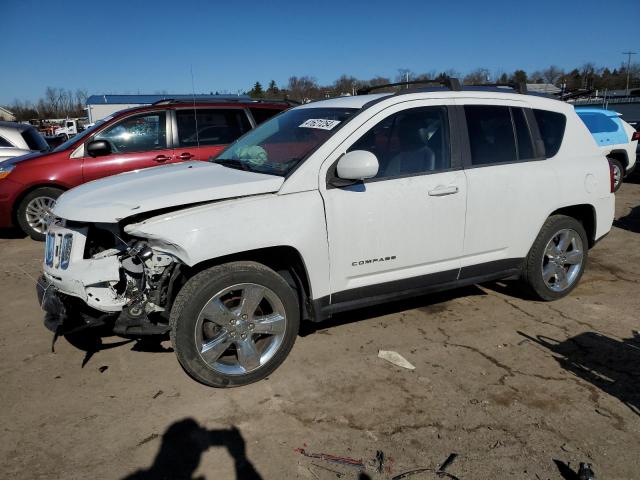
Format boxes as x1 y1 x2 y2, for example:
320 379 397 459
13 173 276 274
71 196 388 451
82 110 175 182
320 101 467 304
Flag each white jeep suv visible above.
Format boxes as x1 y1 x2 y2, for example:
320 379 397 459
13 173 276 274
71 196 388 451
39 81 615 387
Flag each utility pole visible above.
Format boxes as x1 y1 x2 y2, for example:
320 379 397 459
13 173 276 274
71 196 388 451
622 51 636 96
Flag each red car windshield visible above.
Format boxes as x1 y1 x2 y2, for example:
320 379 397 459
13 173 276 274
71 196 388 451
213 107 357 176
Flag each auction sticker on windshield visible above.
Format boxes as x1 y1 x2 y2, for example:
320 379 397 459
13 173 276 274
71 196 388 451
299 119 341 130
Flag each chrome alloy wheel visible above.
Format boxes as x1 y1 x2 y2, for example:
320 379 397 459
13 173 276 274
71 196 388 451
194 283 287 375
24 196 56 234
542 228 584 292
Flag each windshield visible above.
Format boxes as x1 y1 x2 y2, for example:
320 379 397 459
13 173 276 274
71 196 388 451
213 107 357 176
22 128 49 152
53 119 107 152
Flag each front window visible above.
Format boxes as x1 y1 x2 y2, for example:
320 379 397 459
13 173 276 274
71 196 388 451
213 107 357 176
94 112 167 153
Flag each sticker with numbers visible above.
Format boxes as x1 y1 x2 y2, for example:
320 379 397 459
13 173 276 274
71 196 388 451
298 119 341 130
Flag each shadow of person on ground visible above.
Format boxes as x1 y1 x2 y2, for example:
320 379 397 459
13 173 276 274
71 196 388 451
300 285 486 336
519 330 640 416
613 205 640 233
124 418 262 480
553 459 579 480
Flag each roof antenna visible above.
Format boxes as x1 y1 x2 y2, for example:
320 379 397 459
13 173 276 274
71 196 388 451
191 65 200 150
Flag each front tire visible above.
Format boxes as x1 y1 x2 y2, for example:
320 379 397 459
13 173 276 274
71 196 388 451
16 187 64 241
170 261 300 387
522 215 588 301
608 157 624 192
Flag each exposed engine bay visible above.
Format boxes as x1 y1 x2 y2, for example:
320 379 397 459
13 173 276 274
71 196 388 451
41 219 183 336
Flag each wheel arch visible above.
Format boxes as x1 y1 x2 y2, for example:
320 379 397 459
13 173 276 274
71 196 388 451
607 149 629 170
549 204 597 248
182 245 314 321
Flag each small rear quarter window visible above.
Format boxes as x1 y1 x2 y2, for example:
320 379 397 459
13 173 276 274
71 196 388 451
533 109 566 157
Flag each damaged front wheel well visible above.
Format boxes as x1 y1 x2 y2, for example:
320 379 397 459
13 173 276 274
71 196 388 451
181 246 313 321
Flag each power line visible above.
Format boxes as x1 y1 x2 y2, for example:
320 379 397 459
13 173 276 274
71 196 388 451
622 51 637 96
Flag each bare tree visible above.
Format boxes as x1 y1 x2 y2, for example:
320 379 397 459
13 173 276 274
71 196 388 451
333 75 359 96
287 76 319 102
395 68 415 85
542 65 564 85
463 68 491 84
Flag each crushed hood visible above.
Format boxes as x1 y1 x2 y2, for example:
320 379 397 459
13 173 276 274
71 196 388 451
54 161 284 222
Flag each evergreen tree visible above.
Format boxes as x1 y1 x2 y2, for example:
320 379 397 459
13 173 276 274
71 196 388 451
249 82 264 98
266 80 279 95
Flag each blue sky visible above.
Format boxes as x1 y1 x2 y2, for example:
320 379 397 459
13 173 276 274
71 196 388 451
1 0 639 104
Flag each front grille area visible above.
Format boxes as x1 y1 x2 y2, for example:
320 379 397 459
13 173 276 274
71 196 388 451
45 232 73 270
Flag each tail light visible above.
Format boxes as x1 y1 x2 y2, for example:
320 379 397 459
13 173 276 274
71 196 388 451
632 131 640 142
609 161 616 193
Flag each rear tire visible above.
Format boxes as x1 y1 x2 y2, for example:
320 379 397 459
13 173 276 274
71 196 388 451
608 157 624 192
16 187 64 241
170 261 300 387
522 215 588 301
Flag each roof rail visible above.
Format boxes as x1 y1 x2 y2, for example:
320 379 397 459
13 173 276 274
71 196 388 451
357 78 462 95
151 97 300 106
463 82 528 94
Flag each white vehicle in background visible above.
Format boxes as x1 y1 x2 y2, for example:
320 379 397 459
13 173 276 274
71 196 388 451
54 118 85 139
575 107 639 191
39 80 615 387
0 121 50 162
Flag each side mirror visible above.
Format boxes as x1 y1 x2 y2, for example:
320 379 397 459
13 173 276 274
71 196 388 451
86 140 111 157
336 150 379 180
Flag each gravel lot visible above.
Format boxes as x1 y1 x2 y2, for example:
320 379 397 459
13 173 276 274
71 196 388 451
1 181 639 480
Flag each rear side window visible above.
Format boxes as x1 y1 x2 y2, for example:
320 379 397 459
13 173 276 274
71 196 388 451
21 128 49 151
250 108 283 125
465 105 516 165
176 109 251 147
0 136 13 147
533 109 566 157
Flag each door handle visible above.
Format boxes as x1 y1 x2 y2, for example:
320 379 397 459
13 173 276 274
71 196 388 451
428 185 459 196
154 155 171 163
177 152 194 160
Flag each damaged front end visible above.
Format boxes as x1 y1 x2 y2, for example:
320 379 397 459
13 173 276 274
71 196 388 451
38 218 182 337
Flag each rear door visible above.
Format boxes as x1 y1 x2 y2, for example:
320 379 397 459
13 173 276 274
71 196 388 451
173 108 252 162
82 110 174 182
458 101 557 274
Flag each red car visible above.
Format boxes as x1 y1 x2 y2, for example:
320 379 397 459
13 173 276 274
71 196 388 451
0 99 290 240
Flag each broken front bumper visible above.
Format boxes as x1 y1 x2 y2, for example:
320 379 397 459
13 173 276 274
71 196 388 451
36 275 67 333
43 224 127 312
37 274 111 334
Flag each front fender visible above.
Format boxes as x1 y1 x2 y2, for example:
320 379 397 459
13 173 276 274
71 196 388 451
123 191 331 298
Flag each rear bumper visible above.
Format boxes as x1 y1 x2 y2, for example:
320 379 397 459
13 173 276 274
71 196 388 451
594 194 616 242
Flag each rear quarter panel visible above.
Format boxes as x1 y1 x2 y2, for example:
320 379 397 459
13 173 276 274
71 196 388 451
548 109 614 241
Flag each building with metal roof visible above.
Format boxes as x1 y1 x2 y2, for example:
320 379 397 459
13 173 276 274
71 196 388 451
85 94 250 123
